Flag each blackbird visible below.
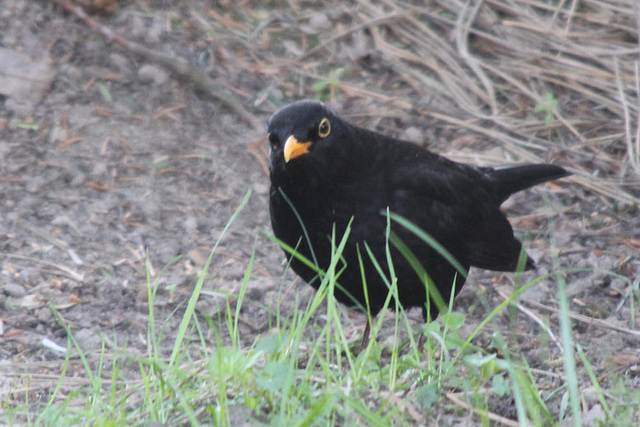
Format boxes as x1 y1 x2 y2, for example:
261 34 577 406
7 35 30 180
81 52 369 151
267 100 569 349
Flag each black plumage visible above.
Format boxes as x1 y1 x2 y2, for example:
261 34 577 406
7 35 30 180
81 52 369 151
267 100 569 348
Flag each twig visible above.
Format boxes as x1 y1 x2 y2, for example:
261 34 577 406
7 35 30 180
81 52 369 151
301 11 405 59
496 289 564 354
454 0 497 115
520 296 640 340
0 252 84 282
614 56 640 175
247 140 270 177
446 392 520 427
47 0 262 129
14 216 70 250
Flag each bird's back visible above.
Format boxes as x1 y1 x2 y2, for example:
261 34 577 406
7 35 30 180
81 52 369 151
344 129 568 273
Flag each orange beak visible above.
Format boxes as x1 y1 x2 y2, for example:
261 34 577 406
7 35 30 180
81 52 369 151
283 135 311 163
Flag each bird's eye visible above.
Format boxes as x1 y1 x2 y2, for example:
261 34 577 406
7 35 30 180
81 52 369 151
318 118 331 138
268 133 279 150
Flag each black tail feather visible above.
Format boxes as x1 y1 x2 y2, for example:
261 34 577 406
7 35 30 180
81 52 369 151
489 164 570 203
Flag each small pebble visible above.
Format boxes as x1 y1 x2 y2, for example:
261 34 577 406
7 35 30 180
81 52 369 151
2 283 27 297
36 307 52 322
305 12 330 34
74 328 102 350
109 53 130 74
401 126 423 144
138 64 169 85
183 216 198 234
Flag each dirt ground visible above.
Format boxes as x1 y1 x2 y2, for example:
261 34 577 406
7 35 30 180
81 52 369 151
1 0 639 423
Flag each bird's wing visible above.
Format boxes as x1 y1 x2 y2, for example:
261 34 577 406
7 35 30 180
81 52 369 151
389 163 532 271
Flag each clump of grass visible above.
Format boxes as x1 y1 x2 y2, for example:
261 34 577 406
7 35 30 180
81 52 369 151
4 194 637 426
534 92 558 127
313 67 344 101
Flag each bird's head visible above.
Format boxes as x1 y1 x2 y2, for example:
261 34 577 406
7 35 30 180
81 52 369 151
267 100 342 167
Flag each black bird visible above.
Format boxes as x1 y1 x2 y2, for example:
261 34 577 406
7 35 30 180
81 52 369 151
268 100 569 349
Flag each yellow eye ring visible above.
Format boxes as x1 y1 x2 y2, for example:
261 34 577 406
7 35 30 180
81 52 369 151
318 118 331 138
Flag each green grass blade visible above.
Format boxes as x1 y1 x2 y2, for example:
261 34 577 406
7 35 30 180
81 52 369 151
170 189 251 367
